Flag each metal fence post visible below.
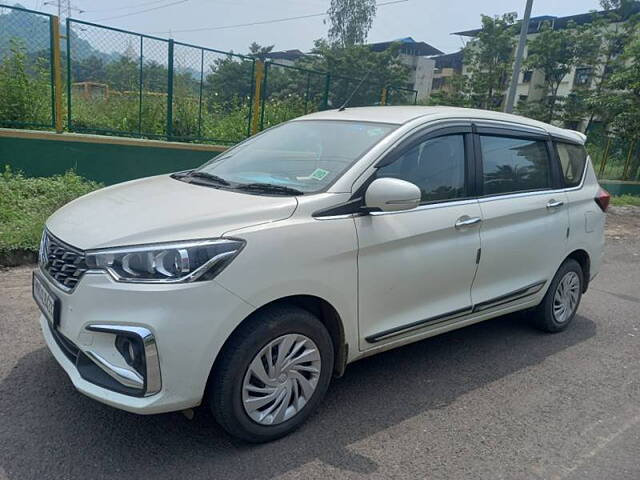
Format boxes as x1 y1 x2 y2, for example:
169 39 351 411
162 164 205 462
598 137 612 178
322 73 331 110
622 139 637 180
197 49 204 139
380 87 388 106
138 36 144 135
65 18 72 132
250 60 264 135
166 39 174 140
259 62 268 132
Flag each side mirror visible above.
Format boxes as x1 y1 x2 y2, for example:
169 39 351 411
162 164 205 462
364 177 421 213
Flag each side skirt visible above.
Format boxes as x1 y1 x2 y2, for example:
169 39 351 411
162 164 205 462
365 280 546 344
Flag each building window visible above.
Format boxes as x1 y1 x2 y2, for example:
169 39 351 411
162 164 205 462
522 71 533 83
518 95 529 103
432 77 446 91
574 67 593 87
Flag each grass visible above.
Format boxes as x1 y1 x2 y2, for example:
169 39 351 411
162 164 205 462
611 194 640 207
0 169 102 263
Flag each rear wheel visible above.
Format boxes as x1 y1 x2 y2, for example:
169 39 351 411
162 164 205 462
534 259 583 333
209 305 334 442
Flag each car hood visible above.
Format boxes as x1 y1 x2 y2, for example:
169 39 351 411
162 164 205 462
46 175 298 250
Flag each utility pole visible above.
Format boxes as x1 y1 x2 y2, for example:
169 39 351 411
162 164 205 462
505 0 534 114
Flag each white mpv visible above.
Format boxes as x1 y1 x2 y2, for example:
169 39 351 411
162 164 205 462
34 107 608 442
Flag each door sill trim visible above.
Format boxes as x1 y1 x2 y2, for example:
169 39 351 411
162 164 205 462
364 280 547 344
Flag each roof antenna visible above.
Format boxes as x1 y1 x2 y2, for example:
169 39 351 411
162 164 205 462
338 68 374 111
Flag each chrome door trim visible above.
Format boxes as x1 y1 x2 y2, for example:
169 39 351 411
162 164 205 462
369 198 480 217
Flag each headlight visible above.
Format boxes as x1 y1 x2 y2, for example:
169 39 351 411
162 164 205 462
85 238 245 284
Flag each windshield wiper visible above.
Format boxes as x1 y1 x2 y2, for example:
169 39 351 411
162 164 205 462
235 183 304 196
187 171 230 186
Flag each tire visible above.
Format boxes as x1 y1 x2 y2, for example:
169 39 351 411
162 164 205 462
534 258 584 333
209 304 334 443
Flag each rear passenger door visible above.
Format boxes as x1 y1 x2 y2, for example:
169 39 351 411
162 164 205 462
471 127 569 310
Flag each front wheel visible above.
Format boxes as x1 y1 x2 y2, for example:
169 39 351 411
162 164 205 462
209 305 334 442
534 258 584 333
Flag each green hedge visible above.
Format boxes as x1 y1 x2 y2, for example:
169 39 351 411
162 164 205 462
0 168 101 263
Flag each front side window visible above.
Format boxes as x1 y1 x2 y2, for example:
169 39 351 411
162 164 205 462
480 135 551 196
377 134 466 203
556 142 587 187
195 120 396 193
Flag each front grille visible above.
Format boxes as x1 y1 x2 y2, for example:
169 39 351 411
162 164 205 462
39 230 88 291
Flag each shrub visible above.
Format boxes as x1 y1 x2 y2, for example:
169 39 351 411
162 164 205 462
0 169 102 259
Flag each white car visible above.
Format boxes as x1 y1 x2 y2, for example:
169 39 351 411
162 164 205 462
34 106 608 442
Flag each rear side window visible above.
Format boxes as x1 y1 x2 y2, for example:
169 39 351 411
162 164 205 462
377 134 466 203
480 135 552 195
556 142 587 187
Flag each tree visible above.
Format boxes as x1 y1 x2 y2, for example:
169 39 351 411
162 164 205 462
326 0 377 46
425 74 469 107
584 0 640 132
299 39 410 107
248 42 274 60
608 36 640 178
464 14 517 110
523 20 600 123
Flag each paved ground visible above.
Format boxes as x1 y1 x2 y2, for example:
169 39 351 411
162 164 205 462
1 208 639 480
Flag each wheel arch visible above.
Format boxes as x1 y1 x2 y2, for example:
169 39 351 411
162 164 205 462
565 249 591 293
208 294 348 389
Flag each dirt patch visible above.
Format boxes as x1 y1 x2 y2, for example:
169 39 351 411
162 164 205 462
606 206 640 240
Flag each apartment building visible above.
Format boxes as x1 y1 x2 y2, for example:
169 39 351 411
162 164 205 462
263 37 443 100
454 3 640 113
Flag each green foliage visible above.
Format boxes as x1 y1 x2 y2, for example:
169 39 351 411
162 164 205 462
611 194 640 206
423 74 469 107
0 168 101 255
300 39 410 108
523 20 601 123
0 40 51 126
326 0 377 47
464 14 517 110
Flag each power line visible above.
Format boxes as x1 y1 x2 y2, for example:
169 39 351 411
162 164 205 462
94 0 190 22
84 0 177 14
149 0 409 35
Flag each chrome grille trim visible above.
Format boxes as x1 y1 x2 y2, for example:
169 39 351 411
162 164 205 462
39 230 88 292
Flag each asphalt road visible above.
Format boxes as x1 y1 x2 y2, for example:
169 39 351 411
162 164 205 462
1 208 639 480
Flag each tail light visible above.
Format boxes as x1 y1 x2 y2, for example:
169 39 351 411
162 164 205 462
594 187 611 212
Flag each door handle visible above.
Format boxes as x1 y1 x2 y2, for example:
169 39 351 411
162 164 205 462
546 199 564 209
455 216 482 229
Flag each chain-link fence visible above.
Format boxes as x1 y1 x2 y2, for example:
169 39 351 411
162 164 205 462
171 42 254 144
0 5 55 129
386 86 419 106
259 62 419 130
588 134 640 181
259 62 329 130
66 19 170 139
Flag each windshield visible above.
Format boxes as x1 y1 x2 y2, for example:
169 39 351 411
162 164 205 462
194 120 397 194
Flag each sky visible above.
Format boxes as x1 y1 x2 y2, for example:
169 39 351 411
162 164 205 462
27 0 604 55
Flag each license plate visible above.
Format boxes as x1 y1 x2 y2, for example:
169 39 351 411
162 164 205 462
33 272 60 327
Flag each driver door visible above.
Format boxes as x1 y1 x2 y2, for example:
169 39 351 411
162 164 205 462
356 127 482 349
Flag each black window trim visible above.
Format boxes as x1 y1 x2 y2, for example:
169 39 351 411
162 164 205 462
473 126 560 198
314 124 475 218
373 125 475 206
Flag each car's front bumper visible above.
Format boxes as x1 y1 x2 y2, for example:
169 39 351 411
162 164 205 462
38 269 254 414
